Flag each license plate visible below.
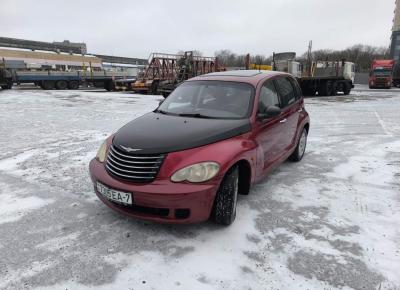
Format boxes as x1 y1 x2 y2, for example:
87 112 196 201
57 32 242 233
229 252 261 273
96 182 133 205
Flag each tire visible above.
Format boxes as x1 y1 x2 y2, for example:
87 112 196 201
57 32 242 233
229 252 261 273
302 88 315 96
42 81 55 90
307 89 316 96
149 80 159 95
343 82 351 95
289 128 308 162
331 82 338 96
211 166 239 226
105 81 114 91
1 85 7 90
56 80 68 90
318 82 331 96
68 80 79 90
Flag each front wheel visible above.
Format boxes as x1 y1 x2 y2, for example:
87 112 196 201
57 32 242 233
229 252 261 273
343 83 351 95
289 128 308 162
211 166 239 226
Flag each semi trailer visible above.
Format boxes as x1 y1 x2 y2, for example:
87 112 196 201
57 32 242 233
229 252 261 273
9 70 135 91
393 62 400 87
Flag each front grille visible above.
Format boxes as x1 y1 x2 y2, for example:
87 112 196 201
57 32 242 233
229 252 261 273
106 144 165 182
375 78 388 85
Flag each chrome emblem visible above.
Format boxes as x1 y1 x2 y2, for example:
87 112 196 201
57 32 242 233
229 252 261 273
120 145 142 152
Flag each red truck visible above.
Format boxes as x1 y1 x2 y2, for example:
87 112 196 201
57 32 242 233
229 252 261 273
369 60 395 89
89 70 310 225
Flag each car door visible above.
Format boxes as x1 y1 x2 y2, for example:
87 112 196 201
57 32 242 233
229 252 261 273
254 79 286 173
274 76 302 150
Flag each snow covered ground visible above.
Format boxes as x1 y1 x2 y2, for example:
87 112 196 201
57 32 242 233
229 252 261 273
0 84 399 290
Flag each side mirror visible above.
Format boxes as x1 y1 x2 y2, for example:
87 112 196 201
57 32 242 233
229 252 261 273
266 106 281 117
257 106 281 120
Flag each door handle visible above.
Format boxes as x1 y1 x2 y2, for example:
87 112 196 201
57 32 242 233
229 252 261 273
280 118 287 123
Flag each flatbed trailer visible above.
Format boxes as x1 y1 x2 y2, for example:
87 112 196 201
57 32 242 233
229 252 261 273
297 75 353 96
298 61 355 96
12 70 135 91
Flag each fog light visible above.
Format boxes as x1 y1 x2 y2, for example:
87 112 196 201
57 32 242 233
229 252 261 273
175 209 190 219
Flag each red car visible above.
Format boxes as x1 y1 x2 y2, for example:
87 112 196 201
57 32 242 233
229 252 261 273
89 70 310 225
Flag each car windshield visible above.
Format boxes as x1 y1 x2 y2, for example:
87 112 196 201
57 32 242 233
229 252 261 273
373 69 392 76
157 81 254 119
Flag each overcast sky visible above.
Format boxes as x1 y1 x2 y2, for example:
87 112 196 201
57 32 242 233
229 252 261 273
0 0 396 59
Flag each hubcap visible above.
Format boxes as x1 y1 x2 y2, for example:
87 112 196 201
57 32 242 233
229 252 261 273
298 131 307 157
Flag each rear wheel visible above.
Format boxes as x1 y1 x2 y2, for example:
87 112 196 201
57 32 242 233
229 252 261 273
42 81 55 90
68 80 79 90
343 82 351 95
289 128 308 162
331 82 338 96
56 80 68 90
105 81 114 91
211 166 239 226
318 82 331 96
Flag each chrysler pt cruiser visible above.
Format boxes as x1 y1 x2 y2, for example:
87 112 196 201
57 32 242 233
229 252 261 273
89 70 310 225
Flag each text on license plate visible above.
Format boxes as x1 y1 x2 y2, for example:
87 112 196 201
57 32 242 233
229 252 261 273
96 182 133 205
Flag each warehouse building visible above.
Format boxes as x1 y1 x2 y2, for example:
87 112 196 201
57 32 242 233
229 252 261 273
390 0 400 61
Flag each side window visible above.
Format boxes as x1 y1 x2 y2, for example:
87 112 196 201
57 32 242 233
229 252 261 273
258 80 280 114
275 77 296 108
289 77 302 100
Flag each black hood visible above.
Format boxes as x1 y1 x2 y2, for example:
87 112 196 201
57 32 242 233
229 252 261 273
112 112 251 154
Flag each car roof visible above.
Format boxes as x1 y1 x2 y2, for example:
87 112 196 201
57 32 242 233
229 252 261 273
188 70 290 86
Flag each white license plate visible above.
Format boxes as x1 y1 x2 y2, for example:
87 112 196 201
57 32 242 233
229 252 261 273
96 182 133 205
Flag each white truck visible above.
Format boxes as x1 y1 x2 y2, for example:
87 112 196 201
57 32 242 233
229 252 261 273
272 52 355 96
299 60 355 96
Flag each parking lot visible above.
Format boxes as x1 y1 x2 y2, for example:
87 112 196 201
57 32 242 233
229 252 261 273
0 85 399 290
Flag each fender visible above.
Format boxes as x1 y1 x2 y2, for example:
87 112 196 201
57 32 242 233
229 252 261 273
157 132 258 183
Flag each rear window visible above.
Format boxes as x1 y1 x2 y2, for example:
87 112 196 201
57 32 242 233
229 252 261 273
289 78 302 100
275 77 296 108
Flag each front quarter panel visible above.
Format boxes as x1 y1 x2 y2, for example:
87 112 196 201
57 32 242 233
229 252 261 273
157 132 258 183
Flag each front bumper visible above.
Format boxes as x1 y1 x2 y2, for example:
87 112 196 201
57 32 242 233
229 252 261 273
89 159 220 224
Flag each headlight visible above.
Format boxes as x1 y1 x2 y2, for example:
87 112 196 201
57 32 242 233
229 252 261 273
96 141 107 163
171 162 220 183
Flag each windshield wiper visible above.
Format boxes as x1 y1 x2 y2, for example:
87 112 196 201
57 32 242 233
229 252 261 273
178 113 214 119
155 109 169 115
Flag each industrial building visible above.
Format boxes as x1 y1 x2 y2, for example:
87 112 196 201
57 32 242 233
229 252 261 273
390 0 400 61
0 36 147 70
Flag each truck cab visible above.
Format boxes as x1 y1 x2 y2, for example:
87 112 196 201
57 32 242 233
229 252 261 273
369 60 394 89
343 62 356 84
0 68 13 90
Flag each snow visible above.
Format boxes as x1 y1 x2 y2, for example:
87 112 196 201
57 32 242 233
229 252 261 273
0 85 399 290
